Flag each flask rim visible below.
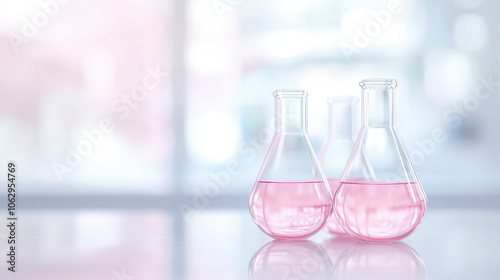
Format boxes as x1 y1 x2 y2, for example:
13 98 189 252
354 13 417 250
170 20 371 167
359 78 397 89
273 89 308 98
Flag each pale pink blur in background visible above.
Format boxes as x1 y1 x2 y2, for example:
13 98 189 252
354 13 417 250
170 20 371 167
0 0 499 279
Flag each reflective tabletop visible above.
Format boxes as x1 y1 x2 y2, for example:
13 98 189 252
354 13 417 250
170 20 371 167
0 208 499 279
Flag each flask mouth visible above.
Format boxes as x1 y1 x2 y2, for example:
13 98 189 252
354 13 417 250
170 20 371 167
359 79 397 127
272 89 308 134
273 89 308 99
359 79 397 89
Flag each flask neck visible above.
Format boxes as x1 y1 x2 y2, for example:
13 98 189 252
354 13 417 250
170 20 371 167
328 97 356 139
360 79 397 127
273 90 308 134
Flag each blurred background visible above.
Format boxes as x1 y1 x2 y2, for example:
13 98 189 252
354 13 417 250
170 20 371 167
0 0 498 196
0 0 499 279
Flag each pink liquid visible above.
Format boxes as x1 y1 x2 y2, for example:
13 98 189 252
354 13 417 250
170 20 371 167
325 178 349 235
249 181 332 239
334 182 426 241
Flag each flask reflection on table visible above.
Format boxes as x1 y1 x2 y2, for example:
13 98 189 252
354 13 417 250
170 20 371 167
248 240 333 280
333 242 426 280
321 237 359 267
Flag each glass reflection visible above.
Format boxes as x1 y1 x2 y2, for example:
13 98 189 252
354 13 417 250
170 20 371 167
334 242 426 280
321 237 359 267
249 240 334 280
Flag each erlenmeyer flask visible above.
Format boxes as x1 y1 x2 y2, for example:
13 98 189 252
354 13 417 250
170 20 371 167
249 90 333 239
319 97 358 235
334 79 427 241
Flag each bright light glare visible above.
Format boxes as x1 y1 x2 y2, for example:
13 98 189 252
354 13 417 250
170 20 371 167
265 30 310 59
278 0 312 13
189 112 241 164
340 9 370 36
0 0 38 24
188 44 234 74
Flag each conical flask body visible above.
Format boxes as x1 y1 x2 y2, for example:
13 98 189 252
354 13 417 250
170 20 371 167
249 90 333 240
334 79 427 241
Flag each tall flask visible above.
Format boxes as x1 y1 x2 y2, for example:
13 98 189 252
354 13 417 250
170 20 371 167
249 90 333 239
334 79 427 241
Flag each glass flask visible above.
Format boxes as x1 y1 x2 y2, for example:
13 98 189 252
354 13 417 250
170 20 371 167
249 240 333 280
319 97 359 235
249 90 333 240
334 79 427 241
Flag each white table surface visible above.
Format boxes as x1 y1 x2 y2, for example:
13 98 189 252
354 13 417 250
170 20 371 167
0 207 499 280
